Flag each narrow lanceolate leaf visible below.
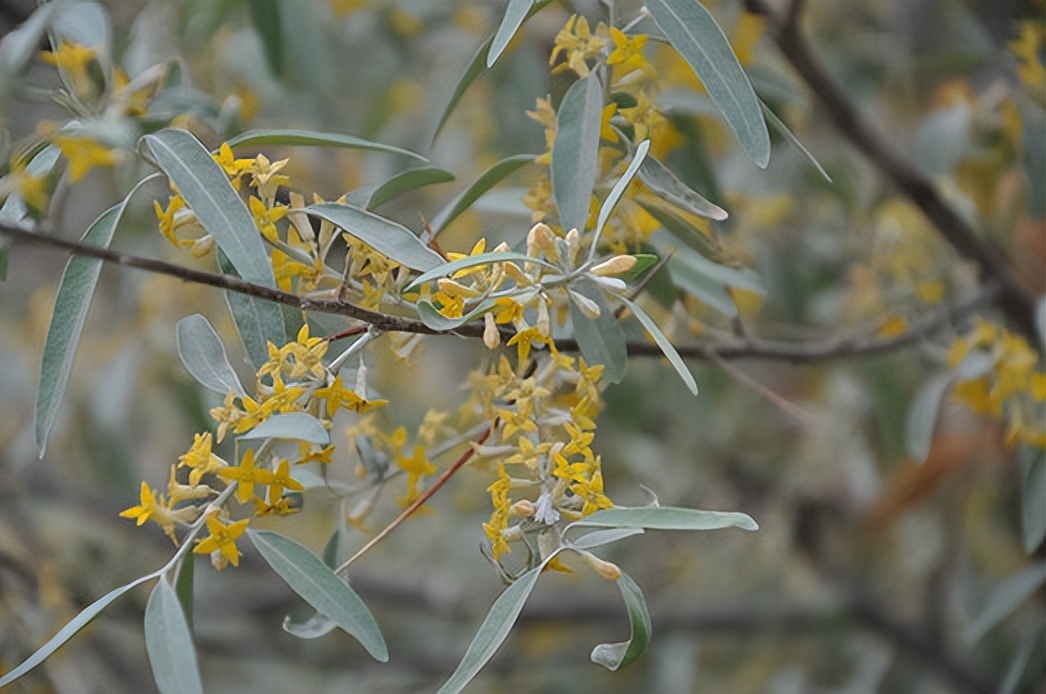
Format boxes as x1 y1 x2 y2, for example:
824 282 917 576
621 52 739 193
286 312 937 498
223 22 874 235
142 129 276 289
174 554 195 632
761 101 831 182
569 527 645 551
589 140 650 258
225 128 427 162
552 73 605 235
218 253 286 369
416 300 495 332
429 154 536 235
363 167 455 210
487 0 535 68
175 314 246 397
0 573 155 687
407 251 556 291
283 611 337 639
1022 448 1046 554
905 372 953 463
306 202 443 272
144 580 203 694
35 204 121 455
569 277 627 384
238 412 330 445
438 557 554 694
590 571 651 671
574 505 759 532
249 530 388 661
638 155 729 221
646 0 770 168
432 32 495 144
622 298 698 396
966 563 1046 646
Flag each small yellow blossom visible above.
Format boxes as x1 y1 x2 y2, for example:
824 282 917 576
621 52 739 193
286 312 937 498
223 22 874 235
40 40 99 98
178 432 228 486
51 134 120 183
194 514 250 568
549 15 608 78
606 27 649 77
217 449 273 504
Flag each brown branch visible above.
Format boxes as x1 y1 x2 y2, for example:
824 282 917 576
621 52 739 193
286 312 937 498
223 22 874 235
1 221 992 363
744 0 1039 344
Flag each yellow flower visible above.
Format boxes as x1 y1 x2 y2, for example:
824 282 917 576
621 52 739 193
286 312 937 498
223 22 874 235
549 15 608 78
483 465 513 559
120 482 197 545
154 194 192 248
246 153 290 201
217 449 273 504
506 326 550 364
267 459 305 500
194 514 250 568
51 134 120 183
314 373 387 416
606 27 649 78
178 432 228 486
40 40 99 99
213 143 252 183
250 195 287 244
619 91 665 144
395 444 436 506
210 390 246 443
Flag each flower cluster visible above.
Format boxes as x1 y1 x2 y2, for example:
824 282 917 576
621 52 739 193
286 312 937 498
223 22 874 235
948 319 1046 448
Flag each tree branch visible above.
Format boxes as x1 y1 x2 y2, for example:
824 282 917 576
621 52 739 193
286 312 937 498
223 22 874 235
2 221 992 363
744 0 1040 344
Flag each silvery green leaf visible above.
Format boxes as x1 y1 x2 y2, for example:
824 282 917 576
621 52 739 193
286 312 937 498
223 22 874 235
175 314 246 397
552 73 604 235
622 298 698 395
238 412 330 445
225 129 426 161
306 202 443 272
589 140 650 256
904 372 953 463
487 0 535 68
569 277 627 384
144 580 203 694
590 571 651 671
429 155 536 235
574 505 758 532
638 154 728 221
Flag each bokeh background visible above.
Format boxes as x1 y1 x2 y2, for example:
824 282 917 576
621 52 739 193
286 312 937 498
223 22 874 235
1 0 1043 692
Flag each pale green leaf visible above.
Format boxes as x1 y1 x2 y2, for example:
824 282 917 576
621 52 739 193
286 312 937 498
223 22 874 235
238 412 330 445
0 573 155 687
249 530 388 661
574 505 759 532
646 0 770 167
363 167 455 210
487 0 535 68
225 128 427 162
218 253 287 369
407 251 556 291
35 204 121 456
141 129 276 289
966 563 1046 646
416 299 495 331
1022 448 1046 554
638 196 725 260
569 527 645 551
429 154 536 235
569 277 627 384
51 1 110 56
432 33 494 144
144 580 203 694
283 611 338 640
905 372 953 463
552 73 604 235
761 101 831 182
0 3 60 98
306 202 444 272
175 314 246 397
589 140 650 256
591 571 651 671
175 555 195 632
622 298 698 395
638 154 729 221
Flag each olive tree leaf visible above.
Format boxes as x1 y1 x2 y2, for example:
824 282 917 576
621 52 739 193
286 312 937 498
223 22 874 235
1022 447 1046 554
572 505 759 532
569 277 627 384
249 530 388 661
488 0 536 68
646 0 770 167
306 202 444 272
144 579 203 694
217 252 287 369
357 167 455 210
416 300 496 331
591 571 651 671
621 297 698 395
552 73 604 235
407 251 555 291
904 372 953 463
141 129 277 289
0 573 156 687
429 154 536 236
225 128 427 162
238 412 330 445
638 154 729 221
569 527 645 551
175 314 246 397
761 100 831 182
588 139 650 259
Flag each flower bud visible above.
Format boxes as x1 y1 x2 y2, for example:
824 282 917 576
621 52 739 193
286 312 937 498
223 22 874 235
483 312 501 349
581 551 621 581
590 254 636 276
568 289 601 319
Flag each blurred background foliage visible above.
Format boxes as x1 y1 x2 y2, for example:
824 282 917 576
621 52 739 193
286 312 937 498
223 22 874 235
0 0 1043 692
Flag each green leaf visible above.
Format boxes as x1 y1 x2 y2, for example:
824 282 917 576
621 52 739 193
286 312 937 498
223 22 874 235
407 250 555 291
638 154 729 221
175 314 246 397
569 527 645 551
35 204 121 456
638 195 725 260
569 277 627 384
238 412 330 445
283 611 337 640
144 579 203 694
487 0 535 68
646 0 770 167
0 573 155 687
141 129 276 289
306 202 444 272
224 128 427 162
0 3 60 99
247 0 283 77
552 73 605 235
904 372 953 463
664 240 765 319
362 167 455 210
416 299 495 331
589 140 650 256
574 505 759 532
438 556 557 694
622 298 698 395
432 33 495 144
966 563 1046 646
590 571 651 671
175 555 195 632
1022 447 1046 554
761 101 831 182
249 530 388 661
429 154 536 235
217 253 287 369
51 1 110 56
